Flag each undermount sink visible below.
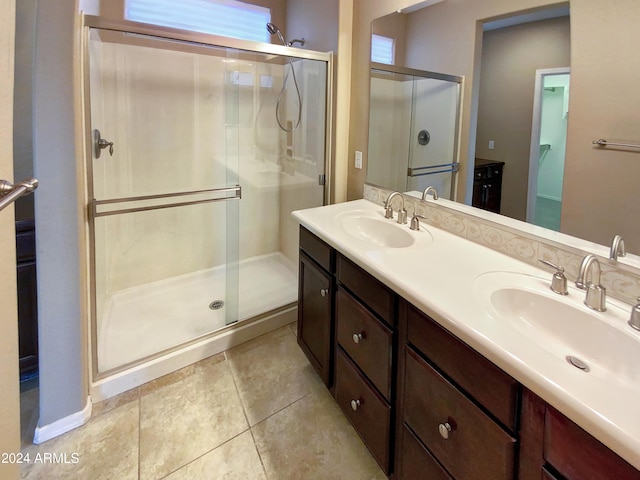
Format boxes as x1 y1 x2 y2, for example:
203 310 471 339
474 272 640 384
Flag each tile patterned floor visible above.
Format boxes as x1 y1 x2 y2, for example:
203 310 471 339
20 324 386 479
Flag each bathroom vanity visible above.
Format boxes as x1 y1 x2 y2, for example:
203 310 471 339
294 199 640 479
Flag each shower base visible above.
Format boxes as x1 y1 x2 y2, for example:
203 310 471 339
96 252 298 376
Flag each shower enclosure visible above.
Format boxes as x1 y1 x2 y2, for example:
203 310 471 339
83 17 331 387
367 64 462 199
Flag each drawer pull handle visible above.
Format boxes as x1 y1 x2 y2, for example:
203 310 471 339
438 422 453 439
352 332 365 344
350 399 362 411
320 288 329 297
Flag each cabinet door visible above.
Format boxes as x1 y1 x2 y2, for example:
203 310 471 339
297 252 333 386
484 180 502 213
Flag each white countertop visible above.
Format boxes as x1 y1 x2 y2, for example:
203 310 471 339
293 198 640 470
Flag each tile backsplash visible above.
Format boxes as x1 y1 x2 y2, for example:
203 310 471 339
364 184 640 306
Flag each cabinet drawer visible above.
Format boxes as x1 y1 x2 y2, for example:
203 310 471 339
406 303 519 430
475 167 489 180
337 254 394 325
544 406 640 480
335 348 391 474
403 347 516 480
336 287 393 400
300 226 334 273
398 424 453 480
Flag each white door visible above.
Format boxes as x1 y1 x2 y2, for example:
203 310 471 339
0 0 22 477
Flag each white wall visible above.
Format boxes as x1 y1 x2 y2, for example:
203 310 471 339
33 0 88 429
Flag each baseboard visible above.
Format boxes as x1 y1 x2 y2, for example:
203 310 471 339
33 396 92 444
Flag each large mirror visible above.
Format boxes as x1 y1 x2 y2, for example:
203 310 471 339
366 1 640 262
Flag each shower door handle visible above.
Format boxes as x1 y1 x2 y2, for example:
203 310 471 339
94 129 114 158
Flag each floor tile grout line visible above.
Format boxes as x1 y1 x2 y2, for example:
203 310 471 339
247 425 269 479
151 351 255 477
224 350 253 429
249 386 317 429
138 393 142 480
156 428 253 479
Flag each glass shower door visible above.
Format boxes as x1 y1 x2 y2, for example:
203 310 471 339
87 28 241 375
406 75 462 199
368 66 462 198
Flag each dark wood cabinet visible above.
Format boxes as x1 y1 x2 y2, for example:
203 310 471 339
398 424 453 480
334 253 397 475
406 303 519 431
519 389 640 480
297 227 335 387
296 227 640 479
472 158 504 213
334 349 392 471
396 301 518 479
336 288 393 400
16 220 38 377
403 348 516 480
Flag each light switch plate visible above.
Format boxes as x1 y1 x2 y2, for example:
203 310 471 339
355 151 363 169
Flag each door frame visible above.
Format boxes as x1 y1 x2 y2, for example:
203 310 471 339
526 67 570 223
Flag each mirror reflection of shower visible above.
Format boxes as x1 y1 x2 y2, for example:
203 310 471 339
266 22 303 132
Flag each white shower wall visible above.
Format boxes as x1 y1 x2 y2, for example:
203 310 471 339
368 72 459 197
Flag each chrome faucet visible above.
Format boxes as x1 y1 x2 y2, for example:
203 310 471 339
421 185 439 201
610 234 626 261
384 192 408 224
575 254 607 311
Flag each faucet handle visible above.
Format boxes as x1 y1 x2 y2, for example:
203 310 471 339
384 204 394 219
410 213 428 231
629 297 640 331
539 259 568 295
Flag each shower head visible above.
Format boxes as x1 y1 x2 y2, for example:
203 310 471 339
266 22 287 46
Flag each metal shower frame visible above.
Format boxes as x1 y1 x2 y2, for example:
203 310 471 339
80 14 334 380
